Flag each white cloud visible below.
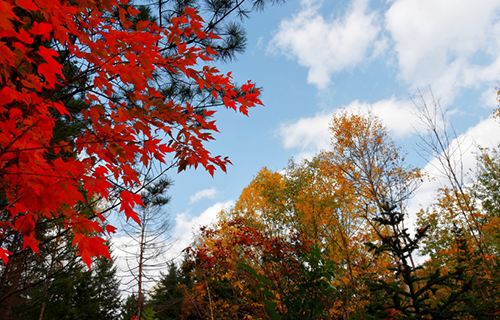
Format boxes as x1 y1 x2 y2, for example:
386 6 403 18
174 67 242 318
279 112 332 154
270 0 500 104
189 187 218 204
479 86 499 109
278 97 430 159
351 98 427 138
269 0 382 89
386 0 500 105
172 201 234 257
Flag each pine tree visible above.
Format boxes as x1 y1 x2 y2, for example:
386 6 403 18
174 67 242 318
9 244 121 320
148 260 193 320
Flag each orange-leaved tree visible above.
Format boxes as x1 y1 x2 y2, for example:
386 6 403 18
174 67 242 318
0 0 261 267
320 109 421 215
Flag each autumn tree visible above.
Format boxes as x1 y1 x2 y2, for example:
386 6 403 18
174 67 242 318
243 162 374 318
183 214 323 319
412 94 498 272
318 109 422 316
413 153 500 317
410 93 500 317
319 109 421 218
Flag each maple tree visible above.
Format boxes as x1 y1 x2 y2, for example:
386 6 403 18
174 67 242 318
183 214 322 319
0 0 262 267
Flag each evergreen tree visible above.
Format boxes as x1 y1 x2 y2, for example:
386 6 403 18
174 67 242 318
121 293 145 320
364 204 471 319
9 244 121 320
148 260 193 320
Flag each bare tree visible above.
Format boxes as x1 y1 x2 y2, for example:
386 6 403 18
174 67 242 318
412 89 497 280
116 177 174 320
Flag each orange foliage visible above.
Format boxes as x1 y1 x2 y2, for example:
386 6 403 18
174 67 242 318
321 109 421 216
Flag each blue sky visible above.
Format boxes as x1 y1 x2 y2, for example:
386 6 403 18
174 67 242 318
113 0 500 284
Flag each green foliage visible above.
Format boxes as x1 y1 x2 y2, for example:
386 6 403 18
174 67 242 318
121 293 144 320
141 307 159 320
475 147 500 219
10 249 121 320
281 245 337 320
474 146 500 253
239 244 336 320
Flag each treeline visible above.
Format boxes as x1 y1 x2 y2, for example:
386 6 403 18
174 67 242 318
172 110 500 319
6 109 498 320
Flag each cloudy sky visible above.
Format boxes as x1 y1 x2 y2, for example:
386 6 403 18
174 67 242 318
113 0 500 281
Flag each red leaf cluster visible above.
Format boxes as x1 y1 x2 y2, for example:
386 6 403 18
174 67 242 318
186 218 311 274
0 0 262 267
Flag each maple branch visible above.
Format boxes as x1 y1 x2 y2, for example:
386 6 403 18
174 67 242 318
0 119 42 155
2 172 74 179
0 138 132 154
3 158 175 266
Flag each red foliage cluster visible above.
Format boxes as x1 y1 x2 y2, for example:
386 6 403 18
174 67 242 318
185 218 312 274
0 0 261 267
